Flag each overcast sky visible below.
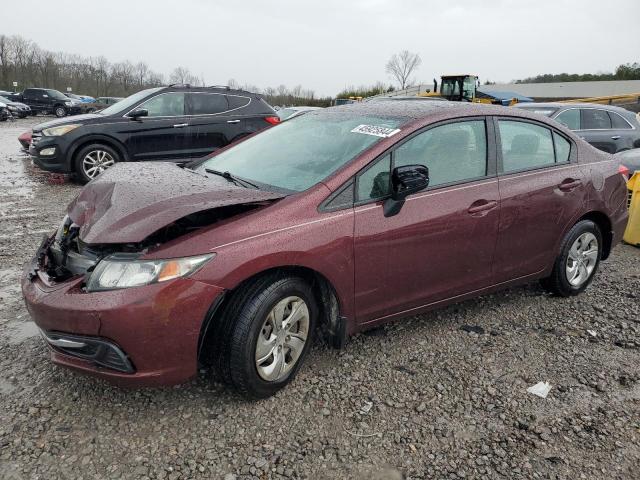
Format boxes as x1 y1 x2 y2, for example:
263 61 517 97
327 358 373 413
5 0 639 96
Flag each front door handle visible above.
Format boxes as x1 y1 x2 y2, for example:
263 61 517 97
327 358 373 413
467 199 498 216
611 135 621 140
558 178 582 192
173 123 188 128
227 119 241 124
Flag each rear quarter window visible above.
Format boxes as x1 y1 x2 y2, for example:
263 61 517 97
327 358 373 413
609 112 632 129
227 95 251 110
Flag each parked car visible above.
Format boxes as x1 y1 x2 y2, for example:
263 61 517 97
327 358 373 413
0 101 9 121
21 102 628 398
18 131 32 151
616 148 640 174
0 95 32 118
515 103 640 153
83 96 124 113
277 106 323 121
65 93 96 103
10 88 82 117
28 85 280 183
95 96 123 105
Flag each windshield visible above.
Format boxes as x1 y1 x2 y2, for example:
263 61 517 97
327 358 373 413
198 112 405 192
47 90 69 100
98 87 162 116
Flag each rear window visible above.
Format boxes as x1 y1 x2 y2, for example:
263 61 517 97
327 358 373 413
188 93 228 115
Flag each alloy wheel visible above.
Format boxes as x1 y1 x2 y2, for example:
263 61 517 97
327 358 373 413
565 232 598 287
255 296 310 382
82 150 115 179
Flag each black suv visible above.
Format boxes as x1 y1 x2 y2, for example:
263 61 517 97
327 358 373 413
12 88 82 117
29 85 280 182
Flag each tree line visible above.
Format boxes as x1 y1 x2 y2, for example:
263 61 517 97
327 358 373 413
0 34 334 107
515 62 640 83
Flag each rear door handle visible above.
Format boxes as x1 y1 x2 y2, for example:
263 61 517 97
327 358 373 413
611 135 621 140
558 178 582 192
227 119 241 124
467 199 498 215
173 123 188 128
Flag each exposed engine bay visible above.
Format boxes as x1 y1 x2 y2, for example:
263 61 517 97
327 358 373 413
37 203 268 282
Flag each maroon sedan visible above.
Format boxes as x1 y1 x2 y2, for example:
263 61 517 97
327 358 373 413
22 102 628 398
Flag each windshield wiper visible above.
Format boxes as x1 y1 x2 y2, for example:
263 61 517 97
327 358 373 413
204 168 260 190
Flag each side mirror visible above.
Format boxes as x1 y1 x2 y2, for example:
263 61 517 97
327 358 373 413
129 108 148 119
383 164 429 217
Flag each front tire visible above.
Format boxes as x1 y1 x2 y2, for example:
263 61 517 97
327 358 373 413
541 220 602 297
54 105 67 118
216 275 317 399
74 143 119 184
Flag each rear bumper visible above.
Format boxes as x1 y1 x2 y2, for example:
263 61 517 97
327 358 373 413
22 259 225 387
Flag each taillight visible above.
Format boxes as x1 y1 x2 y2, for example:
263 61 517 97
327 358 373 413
264 116 280 125
619 164 630 180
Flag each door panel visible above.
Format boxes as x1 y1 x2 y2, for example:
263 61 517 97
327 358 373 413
494 165 586 281
494 118 586 282
354 179 500 323
127 118 195 161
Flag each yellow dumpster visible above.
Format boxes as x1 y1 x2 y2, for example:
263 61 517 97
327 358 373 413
624 171 640 247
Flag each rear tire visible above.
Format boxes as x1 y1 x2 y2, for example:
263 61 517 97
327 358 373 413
540 220 602 297
74 143 119 184
214 274 317 399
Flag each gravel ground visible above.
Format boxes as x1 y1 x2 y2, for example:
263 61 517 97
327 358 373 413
1 116 640 480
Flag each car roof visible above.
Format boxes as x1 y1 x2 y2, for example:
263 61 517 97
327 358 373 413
325 100 534 120
516 102 632 113
162 85 259 96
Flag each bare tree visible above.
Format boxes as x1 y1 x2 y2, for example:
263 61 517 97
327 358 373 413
385 50 422 90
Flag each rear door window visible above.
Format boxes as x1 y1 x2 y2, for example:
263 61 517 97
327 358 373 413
581 109 612 130
187 93 229 115
555 109 580 130
139 93 185 117
498 120 555 172
609 111 632 129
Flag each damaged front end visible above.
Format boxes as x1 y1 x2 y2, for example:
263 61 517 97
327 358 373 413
31 202 270 286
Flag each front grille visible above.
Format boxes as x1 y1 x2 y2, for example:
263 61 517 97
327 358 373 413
31 131 42 147
41 330 135 373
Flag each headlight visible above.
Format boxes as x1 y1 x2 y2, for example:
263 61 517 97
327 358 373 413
8 105 17 110
42 124 81 136
64 101 73 106
86 253 214 292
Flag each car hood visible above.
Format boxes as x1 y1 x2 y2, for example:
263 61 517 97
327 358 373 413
33 113 103 131
6 101 28 108
67 162 285 244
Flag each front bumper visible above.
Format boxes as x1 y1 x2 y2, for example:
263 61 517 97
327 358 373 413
21 253 225 387
29 135 73 173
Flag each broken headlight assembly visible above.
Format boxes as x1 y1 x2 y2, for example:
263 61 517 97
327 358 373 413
86 253 214 292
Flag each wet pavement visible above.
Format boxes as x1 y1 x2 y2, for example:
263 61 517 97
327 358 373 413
1 116 640 479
